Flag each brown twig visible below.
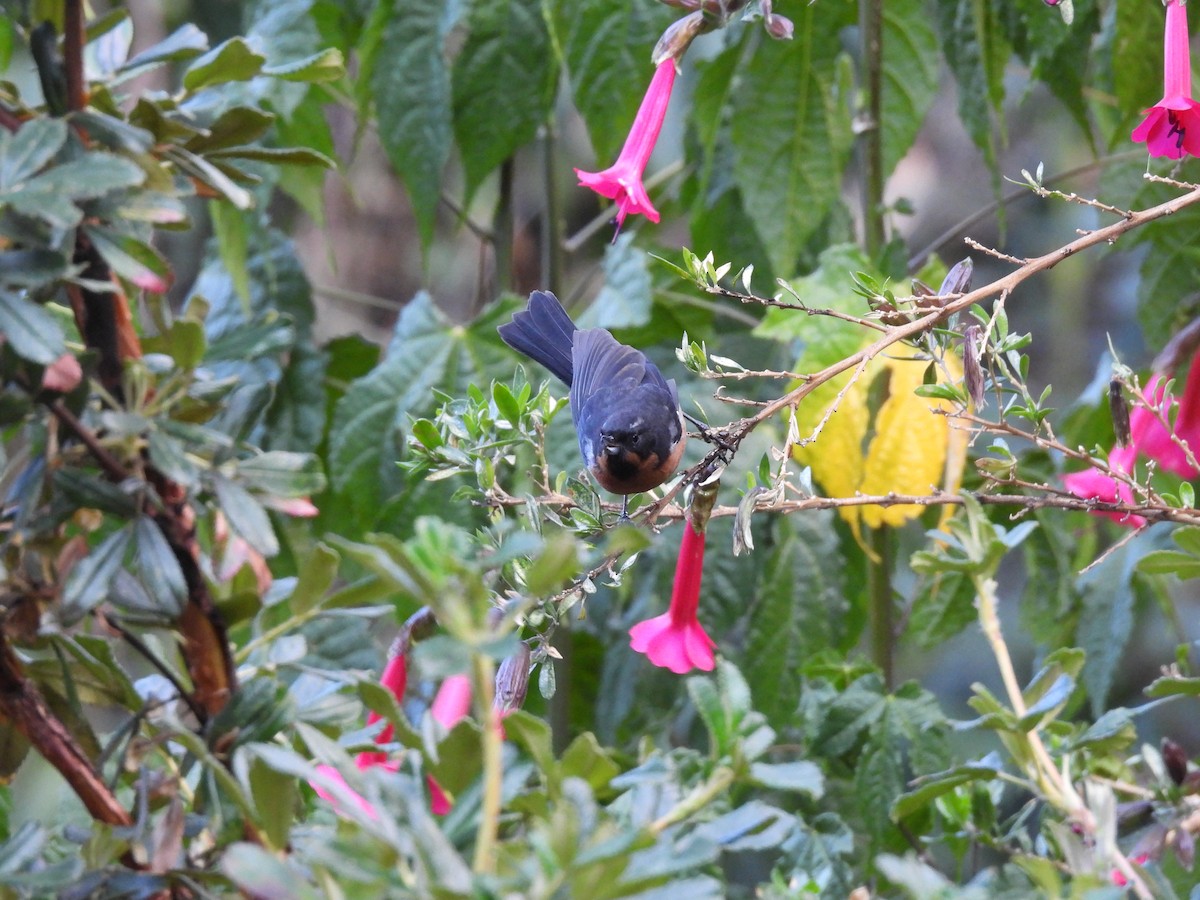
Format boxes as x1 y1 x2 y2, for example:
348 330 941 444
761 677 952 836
64 0 86 113
0 638 132 827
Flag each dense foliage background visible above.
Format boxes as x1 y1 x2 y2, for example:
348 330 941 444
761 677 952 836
3 0 1200 896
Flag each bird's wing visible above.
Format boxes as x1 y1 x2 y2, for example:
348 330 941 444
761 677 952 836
570 328 647 409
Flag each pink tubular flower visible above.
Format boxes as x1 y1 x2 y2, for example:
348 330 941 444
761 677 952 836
1063 446 1146 528
431 674 472 727
312 647 409 818
1064 363 1200 527
356 653 408 768
1132 0 1200 158
427 674 472 815
629 520 717 674
574 60 676 232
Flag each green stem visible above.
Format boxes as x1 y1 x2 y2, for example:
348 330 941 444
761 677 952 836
868 526 894 689
472 654 502 875
971 574 1064 808
649 766 735 835
858 0 885 258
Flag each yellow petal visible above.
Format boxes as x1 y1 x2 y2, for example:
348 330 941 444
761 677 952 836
859 346 962 529
791 368 870 529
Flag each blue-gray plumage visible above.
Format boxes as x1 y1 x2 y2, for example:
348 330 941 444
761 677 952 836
498 291 687 505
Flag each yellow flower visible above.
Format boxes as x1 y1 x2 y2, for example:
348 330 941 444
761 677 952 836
792 343 967 541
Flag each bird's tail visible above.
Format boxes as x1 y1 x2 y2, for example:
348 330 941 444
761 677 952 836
497 290 577 386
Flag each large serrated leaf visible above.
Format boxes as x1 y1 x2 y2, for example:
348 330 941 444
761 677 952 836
552 0 676 162
576 233 652 330
745 514 848 725
452 0 556 202
328 292 510 526
1136 203 1200 349
730 0 856 277
854 726 906 847
372 0 452 248
908 569 977 648
0 291 66 365
935 0 1009 175
1077 538 1140 715
881 0 940 177
1111 0 1161 147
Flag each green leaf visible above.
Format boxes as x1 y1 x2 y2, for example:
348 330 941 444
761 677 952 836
236 451 326 498
207 145 335 167
1069 707 1137 754
855 729 906 847
524 531 580 596
880 0 940 178
748 761 825 798
560 733 620 794
576 233 653 330
289 543 339 615
167 147 254 209
1111 0 1162 148
221 843 320 900
730 0 856 276
18 152 145 199
328 292 510 527
52 469 138 518
745 513 848 724
753 243 872 355
133 516 187 617
935 0 1009 176
83 225 171 293
262 47 345 82
213 475 280 558
908 569 977 648
552 0 676 162
892 755 1002 820
372 0 452 248
183 37 267 91
451 0 556 202
1145 673 1200 697
119 24 208 74
1077 539 1140 716
0 119 67 189
0 249 72 287
247 757 297 850
688 674 731 756
0 291 66 365
61 525 134 623
187 107 275 155
1139 550 1200 579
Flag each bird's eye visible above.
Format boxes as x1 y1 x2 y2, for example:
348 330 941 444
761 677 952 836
630 433 640 445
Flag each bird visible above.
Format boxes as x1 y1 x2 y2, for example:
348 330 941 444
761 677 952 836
498 290 687 519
